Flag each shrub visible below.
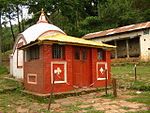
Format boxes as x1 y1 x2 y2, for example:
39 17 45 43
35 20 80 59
0 65 8 75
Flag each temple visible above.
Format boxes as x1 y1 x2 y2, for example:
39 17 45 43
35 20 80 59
10 10 115 94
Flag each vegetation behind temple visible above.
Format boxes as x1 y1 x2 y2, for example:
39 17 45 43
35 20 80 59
0 0 150 52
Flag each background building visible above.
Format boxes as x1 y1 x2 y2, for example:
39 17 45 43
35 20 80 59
83 22 150 62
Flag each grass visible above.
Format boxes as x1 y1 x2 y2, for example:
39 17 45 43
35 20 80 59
0 65 19 91
0 62 149 112
0 90 50 112
126 91 150 105
111 63 150 90
86 110 104 113
100 94 115 99
62 101 104 113
62 102 82 113
112 62 150 109
127 111 150 113
121 106 131 110
0 79 19 91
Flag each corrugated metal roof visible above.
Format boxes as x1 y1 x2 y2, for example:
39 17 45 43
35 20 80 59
82 21 150 39
38 33 115 49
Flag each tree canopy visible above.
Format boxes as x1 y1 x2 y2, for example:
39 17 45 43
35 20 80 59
0 0 150 53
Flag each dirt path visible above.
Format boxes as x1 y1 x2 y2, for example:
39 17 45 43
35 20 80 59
15 89 148 113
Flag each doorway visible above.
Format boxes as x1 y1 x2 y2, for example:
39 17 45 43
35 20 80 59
73 47 92 87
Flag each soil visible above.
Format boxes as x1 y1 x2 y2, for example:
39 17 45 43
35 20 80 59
15 89 148 113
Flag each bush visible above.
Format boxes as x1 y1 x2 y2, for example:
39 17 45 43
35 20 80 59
0 65 8 75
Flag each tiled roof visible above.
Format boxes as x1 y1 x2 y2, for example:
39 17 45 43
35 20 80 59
82 21 150 39
38 33 116 49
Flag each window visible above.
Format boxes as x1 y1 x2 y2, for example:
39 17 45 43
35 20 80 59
27 45 39 61
52 44 64 59
74 47 87 60
82 48 87 60
74 47 80 60
143 29 149 35
97 49 105 60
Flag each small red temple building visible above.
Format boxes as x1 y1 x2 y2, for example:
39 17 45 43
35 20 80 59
20 11 115 94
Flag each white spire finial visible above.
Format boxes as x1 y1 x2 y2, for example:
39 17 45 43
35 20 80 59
37 8 48 23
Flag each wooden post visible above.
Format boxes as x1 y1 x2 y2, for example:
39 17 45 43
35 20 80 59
114 40 118 59
105 69 108 95
134 64 137 81
48 75 55 110
126 39 130 58
112 78 117 97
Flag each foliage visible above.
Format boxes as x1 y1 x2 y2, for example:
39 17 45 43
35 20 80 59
0 65 8 75
98 0 142 28
79 16 102 36
0 0 150 52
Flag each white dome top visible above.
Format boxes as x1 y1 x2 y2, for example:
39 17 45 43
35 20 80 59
21 23 65 44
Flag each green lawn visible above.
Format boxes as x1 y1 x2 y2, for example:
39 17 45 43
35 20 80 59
111 62 150 109
0 65 20 92
111 63 150 90
126 91 150 105
0 63 149 112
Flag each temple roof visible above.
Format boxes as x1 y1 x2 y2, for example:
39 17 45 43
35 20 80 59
19 9 115 50
20 32 116 50
37 9 48 23
21 10 65 44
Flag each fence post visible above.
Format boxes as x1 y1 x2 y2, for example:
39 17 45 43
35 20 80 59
48 75 55 111
134 64 137 81
105 69 108 95
112 78 117 97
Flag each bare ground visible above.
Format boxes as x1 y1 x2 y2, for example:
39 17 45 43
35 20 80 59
13 89 149 113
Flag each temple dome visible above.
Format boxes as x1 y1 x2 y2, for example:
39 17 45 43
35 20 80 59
21 9 65 44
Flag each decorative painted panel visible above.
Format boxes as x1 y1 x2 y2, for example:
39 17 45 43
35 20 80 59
27 74 37 84
96 62 108 80
51 62 67 84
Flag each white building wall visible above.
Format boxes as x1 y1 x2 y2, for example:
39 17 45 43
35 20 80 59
91 30 150 61
12 50 24 78
12 38 25 79
140 32 150 61
9 54 13 75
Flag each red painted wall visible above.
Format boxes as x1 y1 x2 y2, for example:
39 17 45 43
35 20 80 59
43 45 73 93
24 44 112 94
24 45 44 93
92 49 111 87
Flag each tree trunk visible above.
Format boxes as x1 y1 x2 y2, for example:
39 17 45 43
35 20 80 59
20 6 24 31
0 11 2 65
97 0 100 18
17 5 21 33
8 13 15 42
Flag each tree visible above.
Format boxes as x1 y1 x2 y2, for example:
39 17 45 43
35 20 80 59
0 10 2 65
98 0 143 29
